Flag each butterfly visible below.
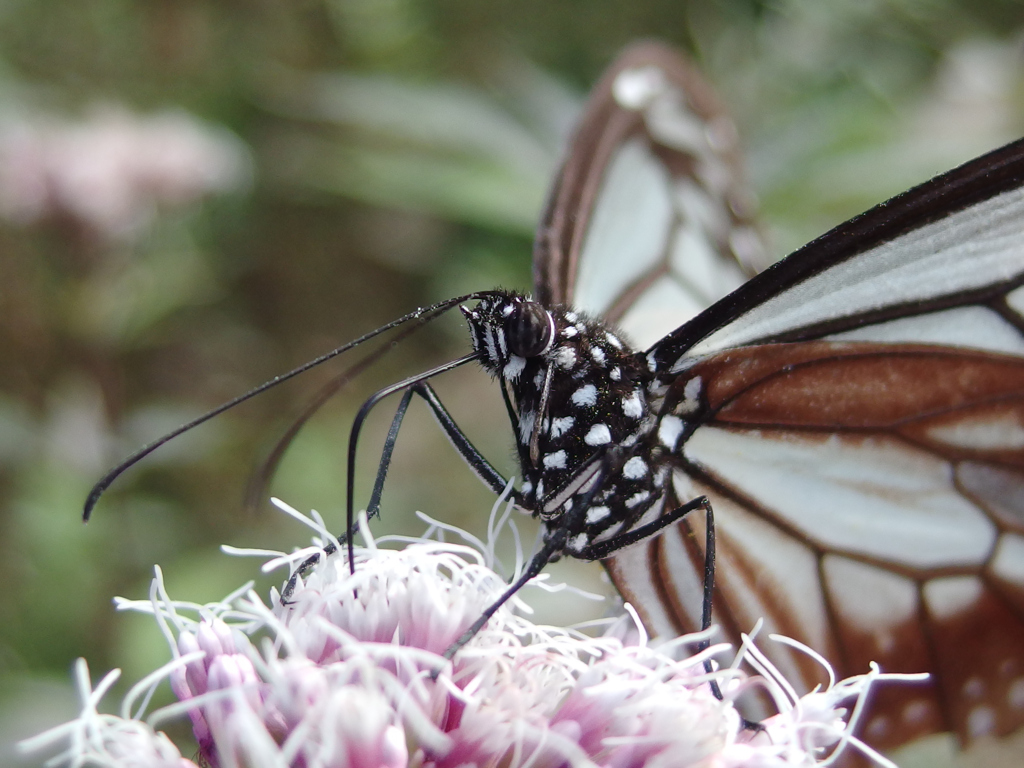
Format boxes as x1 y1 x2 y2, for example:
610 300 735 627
506 41 1024 755
84 39 1024 759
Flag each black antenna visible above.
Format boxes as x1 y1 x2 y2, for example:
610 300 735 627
242 302 449 515
83 292 493 522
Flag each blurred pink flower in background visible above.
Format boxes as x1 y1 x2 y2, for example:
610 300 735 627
0 105 251 241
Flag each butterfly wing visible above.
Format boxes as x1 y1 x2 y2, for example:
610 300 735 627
622 139 1024 749
533 41 765 349
537 42 1024 751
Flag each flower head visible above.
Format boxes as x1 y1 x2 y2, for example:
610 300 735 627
22 496 916 768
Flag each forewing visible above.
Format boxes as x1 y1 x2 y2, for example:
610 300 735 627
533 41 766 350
650 137 1024 368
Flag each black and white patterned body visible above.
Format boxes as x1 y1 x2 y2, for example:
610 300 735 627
463 292 692 557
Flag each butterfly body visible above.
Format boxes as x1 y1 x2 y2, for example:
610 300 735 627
464 292 678 555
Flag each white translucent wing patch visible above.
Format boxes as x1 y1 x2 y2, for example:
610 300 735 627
683 426 997 568
828 305 1024 355
574 137 674 317
688 185 1024 357
616 275 706 350
567 60 759 349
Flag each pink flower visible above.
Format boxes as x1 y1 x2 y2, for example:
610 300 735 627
0 105 250 240
21 498 916 768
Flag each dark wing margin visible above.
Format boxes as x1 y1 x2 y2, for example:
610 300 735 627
532 41 765 349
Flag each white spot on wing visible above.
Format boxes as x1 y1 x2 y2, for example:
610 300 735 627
612 66 666 110
927 413 1024 450
658 415 684 449
991 533 1024 586
967 706 996 738
923 576 984 620
1009 678 1024 709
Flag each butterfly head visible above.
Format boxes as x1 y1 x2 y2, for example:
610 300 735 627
461 292 556 376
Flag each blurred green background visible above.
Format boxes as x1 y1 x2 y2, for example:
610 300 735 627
1 1 1023 765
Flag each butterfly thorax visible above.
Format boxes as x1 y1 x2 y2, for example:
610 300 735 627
463 292 673 557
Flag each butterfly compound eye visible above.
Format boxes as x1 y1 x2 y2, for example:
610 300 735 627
505 301 554 358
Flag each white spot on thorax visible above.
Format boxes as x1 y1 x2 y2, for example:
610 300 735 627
606 333 623 349
586 506 610 524
585 424 612 446
543 450 567 470
623 456 648 479
590 346 606 366
562 325 578 338
622 390 643 418
550 416 574 438
626 490 651 508
610 367 622 381
569 532 589 553
572 384 598 407
555 346 577 370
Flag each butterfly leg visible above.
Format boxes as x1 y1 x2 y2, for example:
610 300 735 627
280 387 416 601
286 375 526 602
577 495 712 560
442 536 563 660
